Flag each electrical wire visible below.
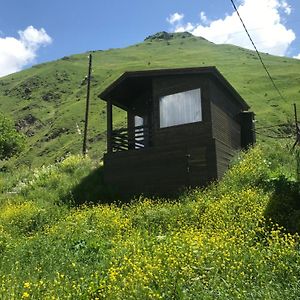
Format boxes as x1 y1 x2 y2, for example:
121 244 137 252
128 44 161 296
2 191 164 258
200 18 300 44
230 0 286 102
254 130 293 139
255 123 289 130
253 122 294 139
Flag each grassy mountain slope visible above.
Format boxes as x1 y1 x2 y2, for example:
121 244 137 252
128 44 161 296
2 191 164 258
1 32 300 299
0 32 300 167
0 146 299 299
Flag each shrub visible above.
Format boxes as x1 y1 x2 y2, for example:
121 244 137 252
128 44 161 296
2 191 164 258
0 113 25 160
265 175 300 232
0 202 46 235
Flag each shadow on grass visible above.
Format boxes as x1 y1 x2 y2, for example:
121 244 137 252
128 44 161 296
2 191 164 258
264 176 300 233
69 166 123 206
68 166 180 206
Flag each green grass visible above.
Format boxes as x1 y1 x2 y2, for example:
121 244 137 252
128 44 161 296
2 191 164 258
0 32 300 298
0 34 300 299
0 32 299 167
0 143 299 299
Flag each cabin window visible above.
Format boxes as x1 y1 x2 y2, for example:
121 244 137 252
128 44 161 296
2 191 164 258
159 88 202 128
134 115 144 127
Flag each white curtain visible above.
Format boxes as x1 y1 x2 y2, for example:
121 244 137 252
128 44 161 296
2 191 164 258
159 88 202 128
134 115 144 148
134 116 144 127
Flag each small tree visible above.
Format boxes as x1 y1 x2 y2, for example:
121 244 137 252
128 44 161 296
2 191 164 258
0 113 25 160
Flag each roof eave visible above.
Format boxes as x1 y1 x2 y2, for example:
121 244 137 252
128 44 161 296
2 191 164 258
99 67 250 111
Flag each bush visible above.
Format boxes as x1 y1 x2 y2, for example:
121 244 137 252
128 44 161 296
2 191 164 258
0 202 46 236
265 175 300 233
0 113 25 160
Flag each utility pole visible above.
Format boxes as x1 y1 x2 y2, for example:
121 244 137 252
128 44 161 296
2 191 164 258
293 103 300 148
292 103 300 181
83 54 92 156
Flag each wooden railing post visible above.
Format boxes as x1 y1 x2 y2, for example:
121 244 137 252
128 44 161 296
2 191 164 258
107 100 113 153
127 111 135 150
110 125 151 152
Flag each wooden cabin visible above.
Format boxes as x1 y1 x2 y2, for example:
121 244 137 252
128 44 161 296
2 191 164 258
99 67 255 196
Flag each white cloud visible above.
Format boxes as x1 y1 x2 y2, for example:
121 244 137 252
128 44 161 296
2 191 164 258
167 13 184 25
0 26 52 77
293 53 300 59
281 0 292 14
200 12 208 24
168 0 295 56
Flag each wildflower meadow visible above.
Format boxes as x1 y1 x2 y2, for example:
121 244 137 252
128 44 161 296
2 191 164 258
0 144 299 299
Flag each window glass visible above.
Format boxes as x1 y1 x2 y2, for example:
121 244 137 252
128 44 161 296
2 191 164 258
134 116 144 148
134 116 144 127
159 88 202 128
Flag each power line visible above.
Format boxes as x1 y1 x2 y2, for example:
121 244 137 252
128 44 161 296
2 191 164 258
255 123 289 130
292 103 300 149
254 130 292 139
253 105 300 141
254 123 294 139
230 0 286 102
253 122 294 139
199 18 300 46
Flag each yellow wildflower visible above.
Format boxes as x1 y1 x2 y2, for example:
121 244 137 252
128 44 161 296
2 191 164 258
22 291 30 299
23 282 30 289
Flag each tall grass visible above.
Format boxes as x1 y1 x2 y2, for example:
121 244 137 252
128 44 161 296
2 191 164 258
0 144 299 299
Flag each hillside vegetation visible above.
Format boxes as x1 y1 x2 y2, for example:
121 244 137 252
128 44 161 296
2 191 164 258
0 142 299 299
0 32 299 167
0 32 300 299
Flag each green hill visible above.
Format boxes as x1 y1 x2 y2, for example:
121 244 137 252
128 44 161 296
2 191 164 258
0 31 300 299
0 31 299 168
0 145 299 299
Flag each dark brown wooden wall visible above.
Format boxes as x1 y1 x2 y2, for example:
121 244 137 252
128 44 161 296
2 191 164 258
210 102 241 148
103 74 246 196
214 139 235 178
104 139 217 196
209 79 243 178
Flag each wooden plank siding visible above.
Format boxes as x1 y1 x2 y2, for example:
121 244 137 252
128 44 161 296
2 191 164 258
214 139 236 178
209 79 244 119
100 68 252 196
103 75 226 196
103 140 216 196
210 79 242 146
104 151 187 195
209 79 243 179
210 102 241 149
153 122 211 147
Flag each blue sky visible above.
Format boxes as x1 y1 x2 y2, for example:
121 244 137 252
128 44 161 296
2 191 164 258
0 0 299 77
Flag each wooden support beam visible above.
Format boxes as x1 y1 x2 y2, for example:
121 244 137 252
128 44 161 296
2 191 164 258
107 100 113 153
127 111 135 150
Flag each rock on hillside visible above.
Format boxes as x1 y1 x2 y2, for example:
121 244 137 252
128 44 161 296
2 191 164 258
144 31 206 41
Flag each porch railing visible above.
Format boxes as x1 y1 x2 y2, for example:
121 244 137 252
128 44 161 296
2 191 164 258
111 125 151 152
